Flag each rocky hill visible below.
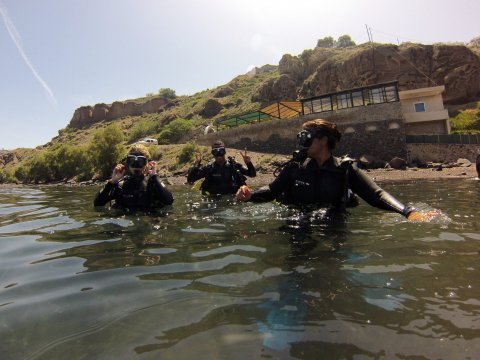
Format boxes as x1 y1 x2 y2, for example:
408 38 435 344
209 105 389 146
65 42 480 132
259 42 480 104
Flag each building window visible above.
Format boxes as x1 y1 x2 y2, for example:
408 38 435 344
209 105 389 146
384 86 398 102
351 91 364 107
337 93 352 109
369 88 384 104
414 102 426 112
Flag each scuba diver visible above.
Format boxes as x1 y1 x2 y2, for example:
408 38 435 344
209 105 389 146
187 140 256 196
236 118 434 221
93 144 174 212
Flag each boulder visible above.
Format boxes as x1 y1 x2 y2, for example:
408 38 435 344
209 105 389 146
358 154 386 169
456 158 472 167
200 99 223 118
214 86 234 98
279 54 305 82
251 74 297 103
0 152 15 166
389 157 407 170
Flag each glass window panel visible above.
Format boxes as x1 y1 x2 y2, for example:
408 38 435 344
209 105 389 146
369 88 385 104
414 102 426 112
303 101 313 115
320 97 332 111
331 95 338 110
384 86 398 102
311 99 323 113
337 93 351 109
352 91 364 106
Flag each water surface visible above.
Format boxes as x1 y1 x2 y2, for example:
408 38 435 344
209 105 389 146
0 180 479 359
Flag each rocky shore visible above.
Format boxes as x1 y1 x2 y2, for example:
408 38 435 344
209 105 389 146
164 158 478 187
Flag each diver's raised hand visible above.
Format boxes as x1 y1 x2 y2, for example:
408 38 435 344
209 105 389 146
109 164 125 184
194 153 202 167
148 161 157 174
239 148 251 164
236 185 252 202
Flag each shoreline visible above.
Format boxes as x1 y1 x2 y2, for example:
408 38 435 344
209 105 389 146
164 165 478 187
1 159 477 188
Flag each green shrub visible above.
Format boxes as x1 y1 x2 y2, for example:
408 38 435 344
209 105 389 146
337 35 356 48
177 142 197 165
0 168 16 183
14 165 28 183
128 119 158 143
19 153 52 183
158 88 177 100
316 36 335 48
9 144 94 183
149 147 164 161
449 108 480 133
158 118 193 144
89 124 124 180
158 128 173 144
55 145 93 180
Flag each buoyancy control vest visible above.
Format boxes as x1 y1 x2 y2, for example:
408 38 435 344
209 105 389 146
200 157 247 195
115 174 163 211
281 156 358 208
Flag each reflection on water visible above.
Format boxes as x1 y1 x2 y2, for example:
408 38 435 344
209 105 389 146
0 180 479 359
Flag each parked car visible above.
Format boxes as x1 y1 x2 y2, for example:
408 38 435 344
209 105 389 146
136 138 158 145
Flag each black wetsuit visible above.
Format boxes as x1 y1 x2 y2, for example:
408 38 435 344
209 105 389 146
93 174 174 212
249 156 413 216
187 157 256 195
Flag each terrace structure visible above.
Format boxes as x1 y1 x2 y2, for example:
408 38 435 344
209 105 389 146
205 82 453 161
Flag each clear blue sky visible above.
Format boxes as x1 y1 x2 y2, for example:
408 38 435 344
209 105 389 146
1 0 478 150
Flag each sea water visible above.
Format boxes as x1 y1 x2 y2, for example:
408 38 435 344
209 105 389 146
0 180 479 359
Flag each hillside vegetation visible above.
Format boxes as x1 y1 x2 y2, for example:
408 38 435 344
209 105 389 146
447 101 480 133
1 36 480 184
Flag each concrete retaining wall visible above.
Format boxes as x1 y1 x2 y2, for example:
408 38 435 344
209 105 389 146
199 102 407 160
197 102 479 163
407 143 480 163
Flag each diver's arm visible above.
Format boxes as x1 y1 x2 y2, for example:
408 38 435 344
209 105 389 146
239 161 256 177
187 164 207 184
93 182 117 206
248 163 293 202
348 164 414 216
248 185 276 202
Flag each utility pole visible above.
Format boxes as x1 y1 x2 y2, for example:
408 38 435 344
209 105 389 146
365 24 371 42
366 25 375 69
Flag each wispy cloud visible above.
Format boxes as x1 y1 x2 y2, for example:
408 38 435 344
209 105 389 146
0 1 57 105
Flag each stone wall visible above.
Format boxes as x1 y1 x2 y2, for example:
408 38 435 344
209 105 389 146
199 102 407 161
407 143 480 163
